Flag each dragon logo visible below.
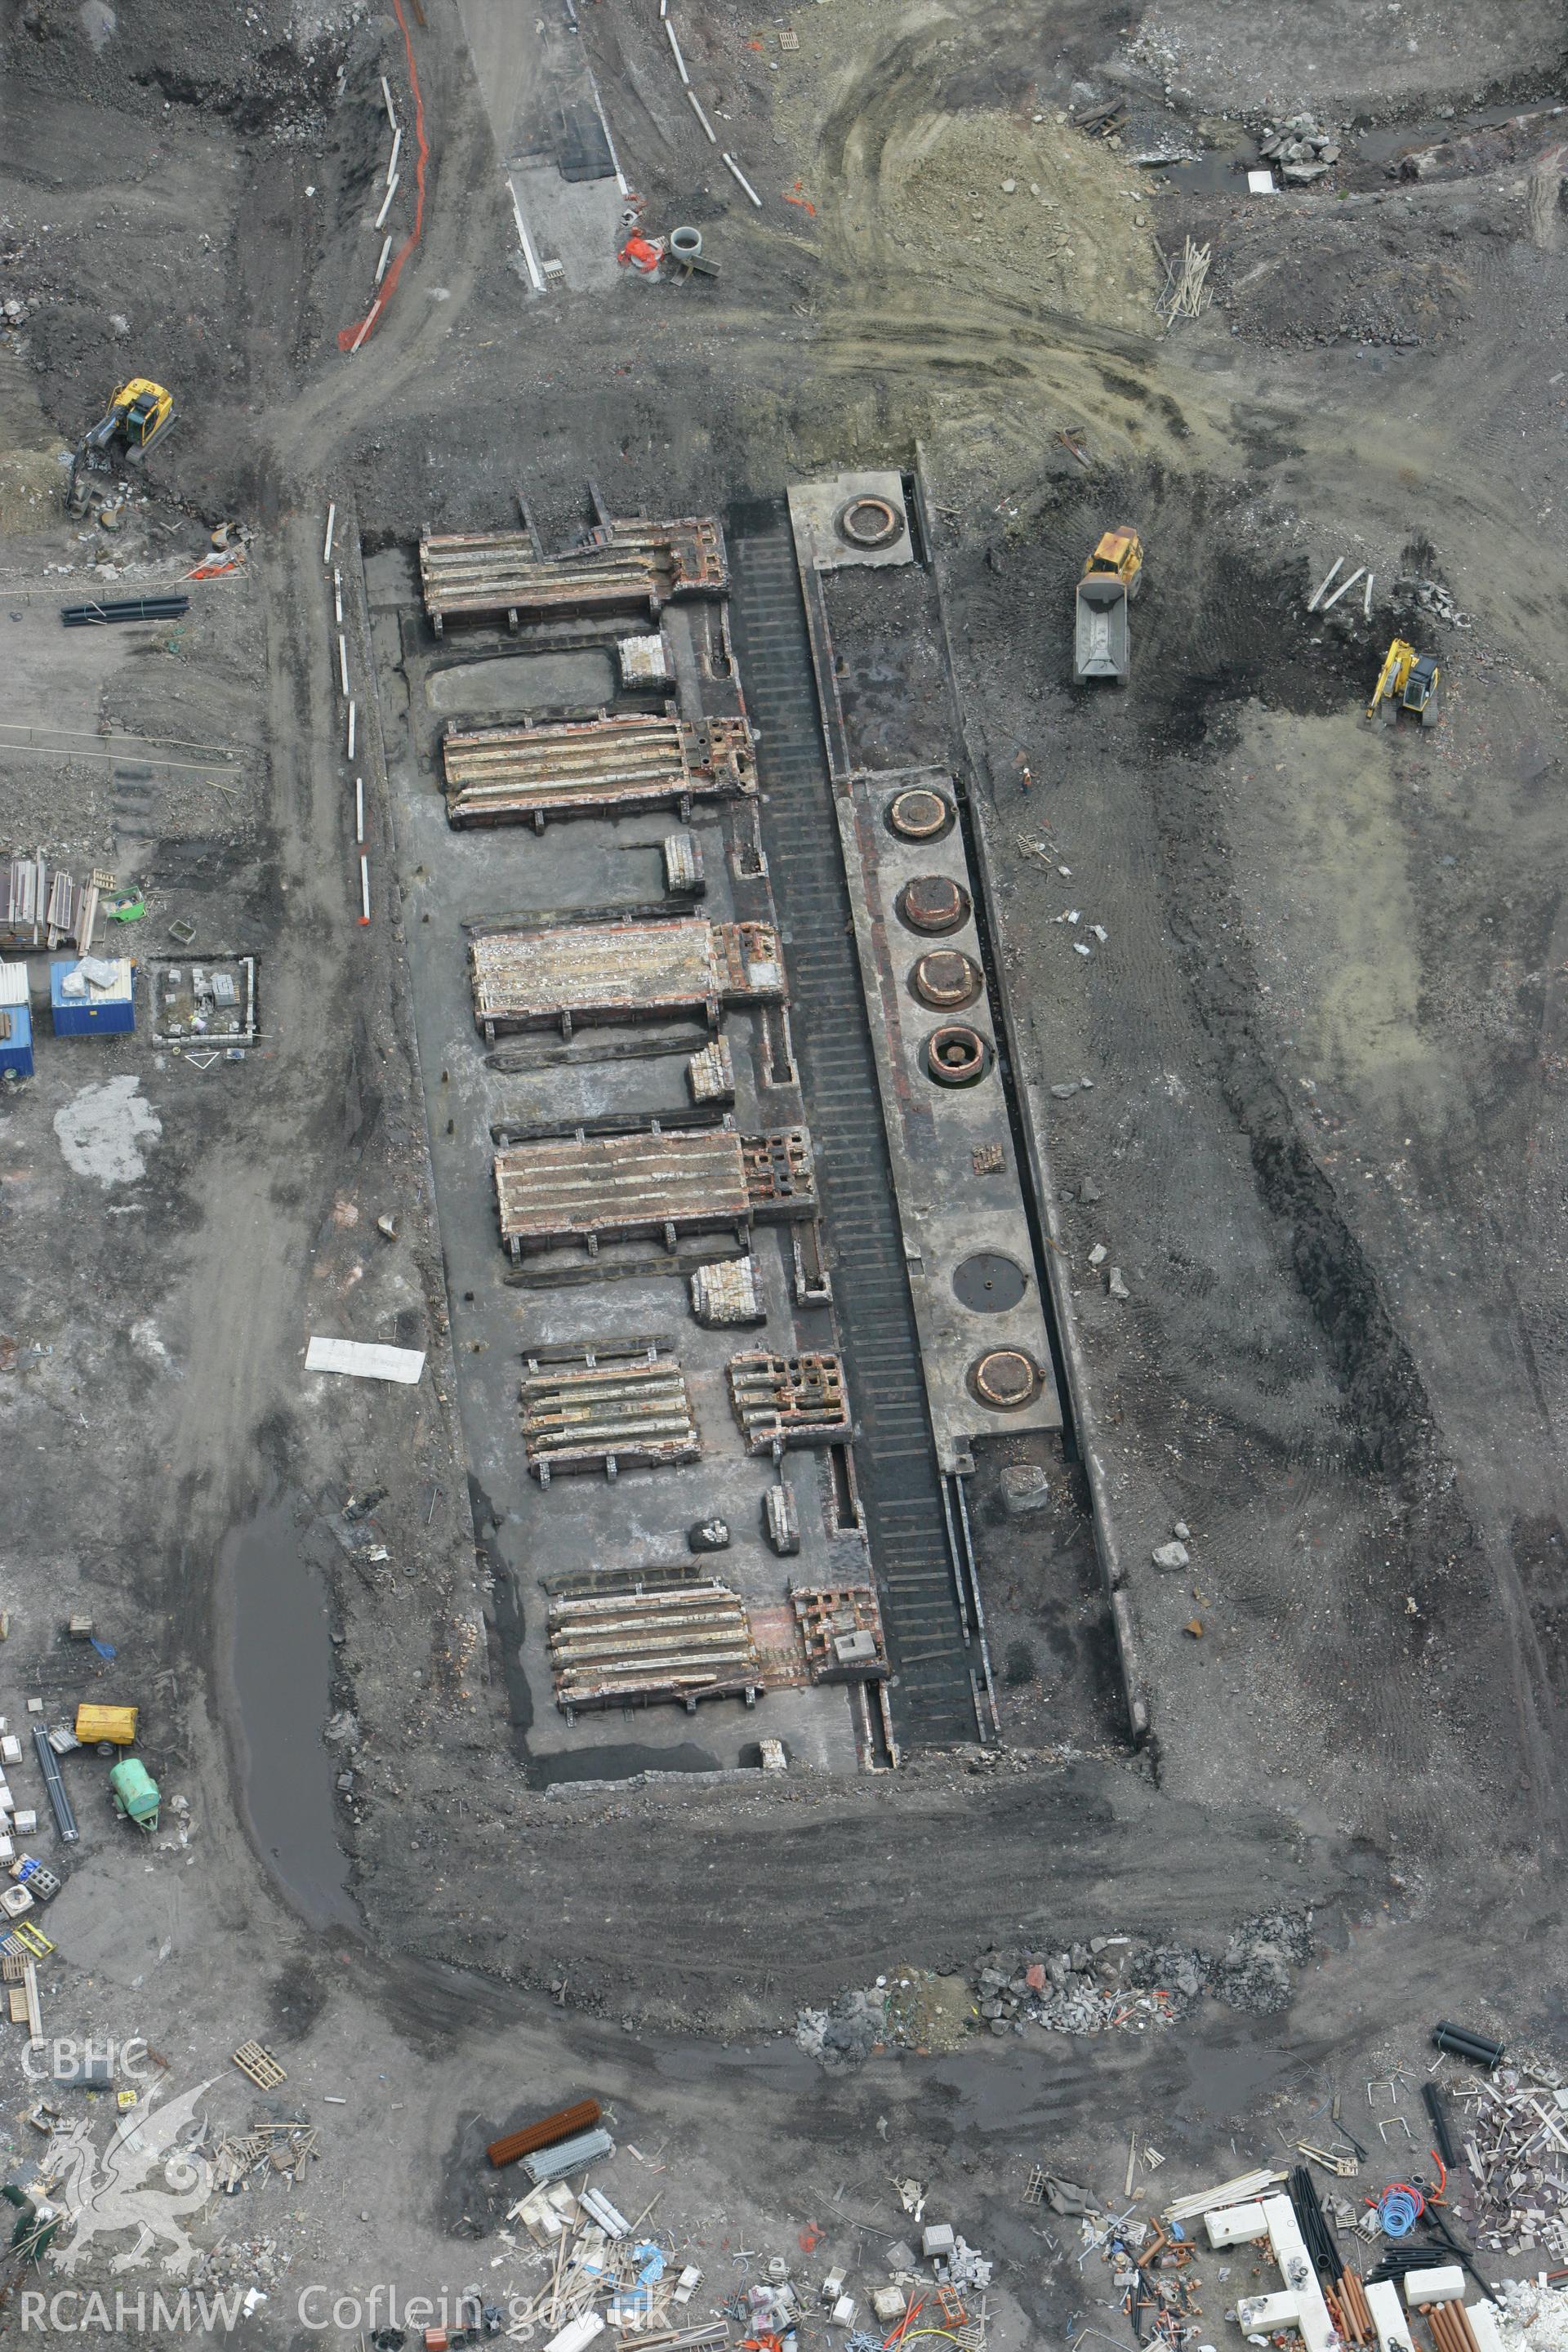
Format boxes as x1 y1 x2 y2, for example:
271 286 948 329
43 2077 218 2275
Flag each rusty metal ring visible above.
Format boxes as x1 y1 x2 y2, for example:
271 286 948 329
924 1022 991 1086
969 1348 1041 1410
835 493 905 550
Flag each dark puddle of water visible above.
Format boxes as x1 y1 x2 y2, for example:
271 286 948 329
535 1741 723 1786
1169 2026 1297 2121
920 2011 1298 2136
1354 100 1552 167
1162 147 1255 194
219 1494 356 1931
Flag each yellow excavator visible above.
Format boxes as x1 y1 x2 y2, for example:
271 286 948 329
68 378 176 514
1368 637 1442 728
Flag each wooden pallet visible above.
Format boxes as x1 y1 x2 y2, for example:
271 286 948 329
232 2040 287 2089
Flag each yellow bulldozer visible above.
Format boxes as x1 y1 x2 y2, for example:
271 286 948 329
68 378 176 514
1367 637 1442 728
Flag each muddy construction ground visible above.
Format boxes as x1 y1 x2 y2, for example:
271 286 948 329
1 0 1567 2341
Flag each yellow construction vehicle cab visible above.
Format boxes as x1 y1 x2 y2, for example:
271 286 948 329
83 378 175 457
1085 528 1144 597
1368 637 1442 728
69 378 177 514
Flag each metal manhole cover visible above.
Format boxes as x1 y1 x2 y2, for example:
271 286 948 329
835 493 905 550
953 1252 1027 1312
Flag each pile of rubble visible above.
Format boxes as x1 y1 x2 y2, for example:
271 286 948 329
497 2161 996 2347
796 1914 1312 2063
1256 113 1343 184
973 1939 1174 2037
880 1963 970 2054
795 1966 972 2067
190 2234 291 2295
211 2121 318 2194
1393 575 1472 630
797 1914 1312 2061
1451 2062 1568 2261
795 1984 890 2068
1493 2278 1568 2352
1089 2209 1205 2347
969 1910 1315 2038
498 2174 698 2341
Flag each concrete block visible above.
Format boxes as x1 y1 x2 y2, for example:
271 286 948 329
1243 2196 1337 2352
764 1481 800 1556
1239 2292 1310 2334
1365 2279 1417 2352
1000 1463 1051 1515
1404 2269 1464 2308
1207 2201 1270 2247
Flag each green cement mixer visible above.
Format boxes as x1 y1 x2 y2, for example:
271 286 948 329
109 1757 160 1833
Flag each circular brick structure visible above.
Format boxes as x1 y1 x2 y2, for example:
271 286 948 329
887 786 953 841
924 1022 990 1086
911 948 982 1009
897 875 971 935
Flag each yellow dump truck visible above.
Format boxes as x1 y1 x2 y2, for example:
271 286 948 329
1075 528 1143 685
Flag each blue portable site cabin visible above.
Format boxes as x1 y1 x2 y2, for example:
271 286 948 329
0 1004 33 1077
50 958 135 1037
0 962 32 1076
